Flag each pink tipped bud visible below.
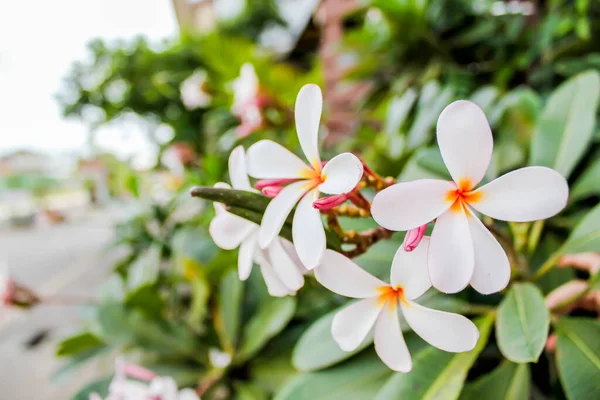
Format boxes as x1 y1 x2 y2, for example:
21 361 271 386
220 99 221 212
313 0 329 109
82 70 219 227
403 224 427 252
313 194 350 210
262 186 284 198
255 178 297 190
122 362 157 382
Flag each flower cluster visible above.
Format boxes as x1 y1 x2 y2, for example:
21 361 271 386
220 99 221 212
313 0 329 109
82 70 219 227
208 84 569 371
90 358 200 400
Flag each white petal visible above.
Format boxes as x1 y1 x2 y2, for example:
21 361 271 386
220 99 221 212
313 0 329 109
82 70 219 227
267 238 305 291
332 297 382 351
318 153 364 194
292 190 326 270
280 238 308 275
148 377 178 400
374 303 412 372
428 208 474 293
246 140 309 179
295 84 323 170
401 300 479 352
209 213 256 250
259 180 309 248
371 180 456 231
257 254 294 297
315 249 387 298
470 166 569 222
238 232 258 280
467 212 510 294
390 237 431 300
437 100 493 188
178 389 200 400
228 145 253 191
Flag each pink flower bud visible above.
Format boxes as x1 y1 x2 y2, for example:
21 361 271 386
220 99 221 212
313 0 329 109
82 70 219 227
262 186 284 198
313 194 350 210
255 178 297 190
403 224 427 252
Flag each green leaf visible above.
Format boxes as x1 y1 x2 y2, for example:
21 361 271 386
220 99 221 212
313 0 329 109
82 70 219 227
385 88 418 135
570 155 600 202
216 269 244 352
414 147 451 180
235 382 269 400
187 268 211 332
56 332 104 357
496 283 549 363
292 305 373 372
374 314 494 400
275 351 392 400
238 297 297 360
128 243 162 291
530 70 600 178
407 85 454 150
562 202 600 254
555 317 600 400
293 292 470 372
125 284 165 319
461 362 530 400
97 302 134 344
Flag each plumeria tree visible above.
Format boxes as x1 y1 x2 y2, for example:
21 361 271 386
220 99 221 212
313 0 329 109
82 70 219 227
45 2 600 399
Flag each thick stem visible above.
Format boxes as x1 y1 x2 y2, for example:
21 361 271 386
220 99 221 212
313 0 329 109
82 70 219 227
486 223 529 279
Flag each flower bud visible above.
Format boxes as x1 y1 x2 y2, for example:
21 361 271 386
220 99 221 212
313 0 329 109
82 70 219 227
255 178 296 190
262 186 284 198
403 224 427 252
313 194 350 210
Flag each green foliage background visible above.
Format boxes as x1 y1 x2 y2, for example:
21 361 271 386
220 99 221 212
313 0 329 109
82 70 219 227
56 1 600 399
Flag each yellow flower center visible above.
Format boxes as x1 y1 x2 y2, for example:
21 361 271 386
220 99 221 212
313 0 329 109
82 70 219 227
446 179 482 213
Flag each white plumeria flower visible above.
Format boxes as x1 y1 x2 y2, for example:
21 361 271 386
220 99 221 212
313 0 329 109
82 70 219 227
231 63 259 115
180 70 211 110
246 84 364 269
372 100 569 294
315 239 479 372
148 377 200 400
209 146 306 296
92 358 200 400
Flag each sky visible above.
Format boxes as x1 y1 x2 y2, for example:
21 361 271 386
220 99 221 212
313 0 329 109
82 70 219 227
0 0 179 167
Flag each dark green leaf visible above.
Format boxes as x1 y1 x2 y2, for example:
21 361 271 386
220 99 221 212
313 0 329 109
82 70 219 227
374 314 494 400
555 317 600 400
570 155 600 202
496 283 549 363
530 70 600 178
461 361 530 400
128 243 162 291
235 382 269 400
238 297 296 360
56 332 104 357
562 202 600 254
216 269 244 352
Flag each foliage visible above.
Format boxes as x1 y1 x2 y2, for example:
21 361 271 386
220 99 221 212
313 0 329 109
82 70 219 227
56 2 600 400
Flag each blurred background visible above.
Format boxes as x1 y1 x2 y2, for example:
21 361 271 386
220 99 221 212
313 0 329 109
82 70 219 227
1 0 599 399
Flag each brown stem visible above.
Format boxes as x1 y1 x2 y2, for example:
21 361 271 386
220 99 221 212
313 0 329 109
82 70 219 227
196 369 224 397
333 203 370 218
341 227 394 258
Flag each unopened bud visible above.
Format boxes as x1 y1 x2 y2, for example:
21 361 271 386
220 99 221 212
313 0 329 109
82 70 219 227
313 194 350 210
262 186 284 198
403 224 427 252
255 178 297 190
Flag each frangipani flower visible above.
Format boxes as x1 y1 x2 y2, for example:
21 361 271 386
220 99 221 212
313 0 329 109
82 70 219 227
247 84 364 269
372 100 569 294
92 357 200 400
209 146 305 296
180 70 211 110
232 63 263 138
314 239 478 372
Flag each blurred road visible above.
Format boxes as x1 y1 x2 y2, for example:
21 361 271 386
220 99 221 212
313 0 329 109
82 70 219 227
0 205 126 400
